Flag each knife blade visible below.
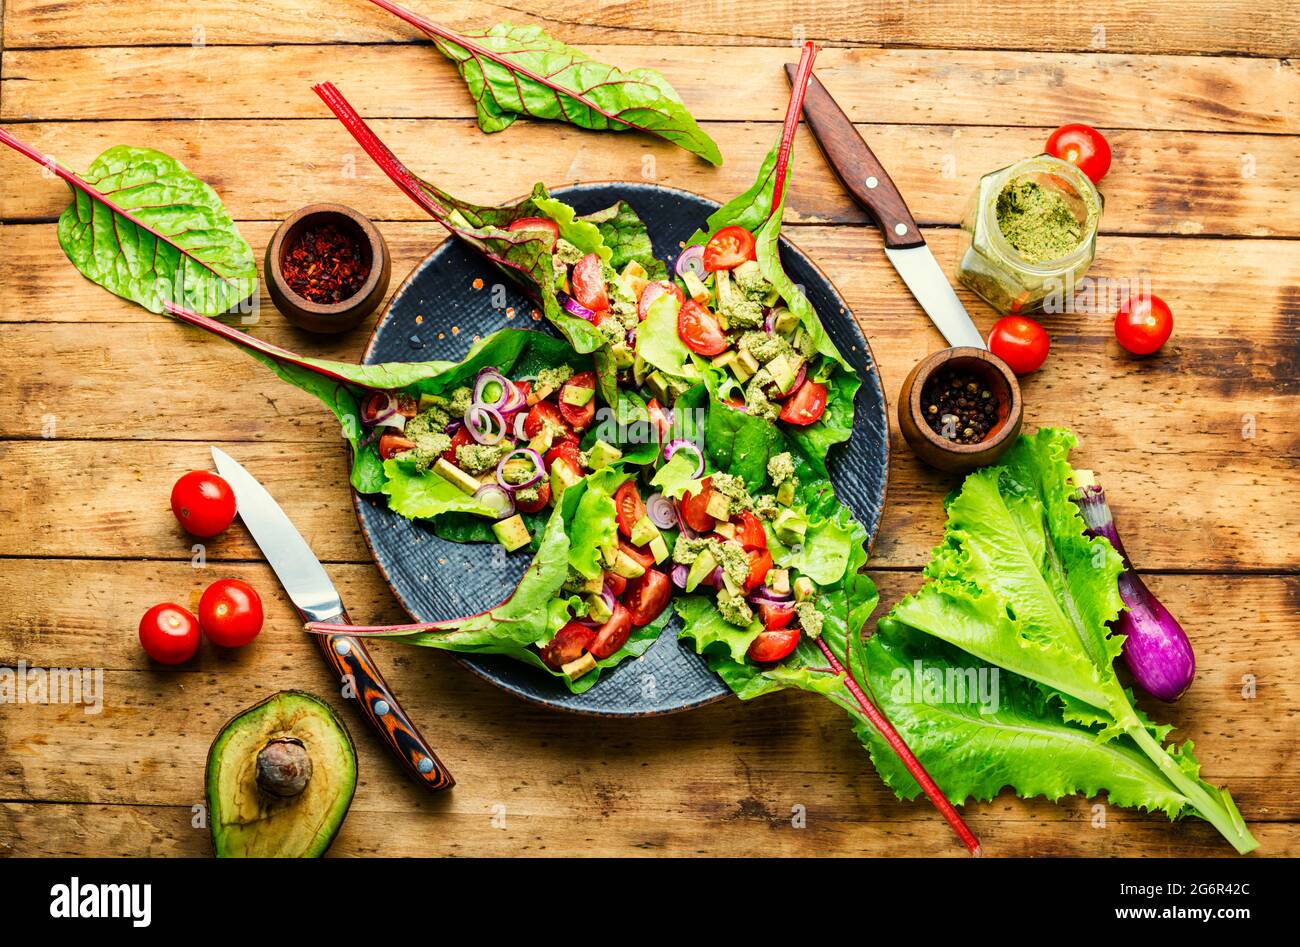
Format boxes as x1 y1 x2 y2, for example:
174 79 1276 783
211 447 454 792
784 65 986 350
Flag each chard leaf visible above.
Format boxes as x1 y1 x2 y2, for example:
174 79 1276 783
370 0 721 165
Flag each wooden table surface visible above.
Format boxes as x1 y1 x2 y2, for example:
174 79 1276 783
1 0 1296 858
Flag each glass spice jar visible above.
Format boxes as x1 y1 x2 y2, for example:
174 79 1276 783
954 154 1102 315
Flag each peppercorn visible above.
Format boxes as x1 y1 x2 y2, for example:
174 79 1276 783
920 367 1001 445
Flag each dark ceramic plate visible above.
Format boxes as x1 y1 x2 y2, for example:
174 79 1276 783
355 183 888 716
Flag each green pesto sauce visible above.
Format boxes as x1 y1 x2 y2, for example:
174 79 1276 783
995 179 1083 264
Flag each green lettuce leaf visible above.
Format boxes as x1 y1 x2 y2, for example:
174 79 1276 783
635 292 697 379
567 468 627 579
649 448 705 500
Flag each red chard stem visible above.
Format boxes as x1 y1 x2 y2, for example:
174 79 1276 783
770 41 818 218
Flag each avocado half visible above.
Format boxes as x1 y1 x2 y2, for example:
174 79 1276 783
205 690 357 858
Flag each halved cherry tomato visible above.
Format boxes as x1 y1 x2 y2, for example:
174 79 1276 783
571 253 610 311
1114 294 1173 355
637 280 685 321
614 481 646 539
680 477 717 532
362 390 417 421
603 571 628 597
747 626 801 663
513 379 532 403
442 426 473 463
523 400 571 440
507 216 560 249
1045 123 1112 184
539 620 596 669
544 437 582 472
589 602 633 658
557 370 597 431
623 569 671 628
743 548 773 594
677 300 729 356
379 434 416 460
619 539 656 570
646 398 673 440
515 480 552 514
778 379 828 426
734 511 767 550
757 603 796 631
702 225 757 272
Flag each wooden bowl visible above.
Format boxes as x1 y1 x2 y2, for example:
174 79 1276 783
897 347 1023 473
264 203 390 334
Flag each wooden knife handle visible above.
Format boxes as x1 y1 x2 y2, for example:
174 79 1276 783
312 608 455 792
783 65 924 250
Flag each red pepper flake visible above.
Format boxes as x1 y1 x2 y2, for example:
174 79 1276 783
282 221 370 305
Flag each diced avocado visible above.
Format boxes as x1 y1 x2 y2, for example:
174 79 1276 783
772 307 800 335
550 458 584 502
684 548 718 593
528 428 554 455
571 572 605 595
633 353 652 387
733 347 760 383
562 652 598 681
681 270 709 303
434 457 481 496
773 508 807 546
705 491 732 522
587 439 623 470
602 544 620 568
648 533 670 564
713 521 737 541
733 259 762 285
646 371 675 405
711 350 738 371
766 568 791 597
561 383 595 407
611 549 647 579
630 515 661 548
417 392 444 412
492 514 532 552
611 342 636 369
793 576 816 602
585 591 613 623
767 353 798 395
621 260 649 300
721 572 742 597
715 268 737 310
776 480 797 507
206 691 356 859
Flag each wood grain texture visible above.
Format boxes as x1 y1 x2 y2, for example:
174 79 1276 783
4 0 1299 56
1 120 1296 236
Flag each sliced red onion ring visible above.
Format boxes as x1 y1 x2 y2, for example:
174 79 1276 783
626 327 637 347
764 309 778 334
748 590 794 609
474 484 516 520
675 244 706 282
562 295 598 323
769 363 807 402
673 501 698 540
466 405 507 445
474 369 513 409
513 412 529 440
645 492 677 530
598 583 617 616
670 563 690 589
708 565 723 588
377 412 407 432
360 391 396 426
664 438 705 478
496 448 545 492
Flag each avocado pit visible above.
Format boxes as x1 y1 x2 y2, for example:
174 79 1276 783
256 737 313 797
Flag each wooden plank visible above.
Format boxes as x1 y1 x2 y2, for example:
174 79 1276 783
3 0 1296 57
4 44 1295 134
1 120 1296 237
0 565 1294 856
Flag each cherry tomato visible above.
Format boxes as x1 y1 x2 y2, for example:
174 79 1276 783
442 426 473 463
515 480 552 514
507 216 560 249
603 571 628 597
702 225 757 271
198 578 264 648
757 603 796 631
138 603 201 665
743 548 773 594
733 511 767 551
539 620 596 669
623 569 671 628
544 439 583 472
614 481 647 539
1114 294 1173 355
619 539 656 570
680 477 717 532
523 400 571 440
378 434 416 460
778 379 828 426
747 626 801 663
677 300 729 356
988 315 1050 374
571 253 610 311
556 371 597 431
637 280 685 321
589 603 633 658
170 471 237 539
646 398 674 440
1045 123 1112 184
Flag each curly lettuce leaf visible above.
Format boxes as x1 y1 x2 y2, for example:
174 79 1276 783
635 291 697 380
567 468 627 579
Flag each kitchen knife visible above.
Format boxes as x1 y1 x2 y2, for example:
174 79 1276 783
211 447 454 792
783 65 987 350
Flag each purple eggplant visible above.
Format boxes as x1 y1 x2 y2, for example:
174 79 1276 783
1073 470 1196 701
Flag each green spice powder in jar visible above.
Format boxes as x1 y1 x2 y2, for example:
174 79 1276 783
994 179 1083 264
